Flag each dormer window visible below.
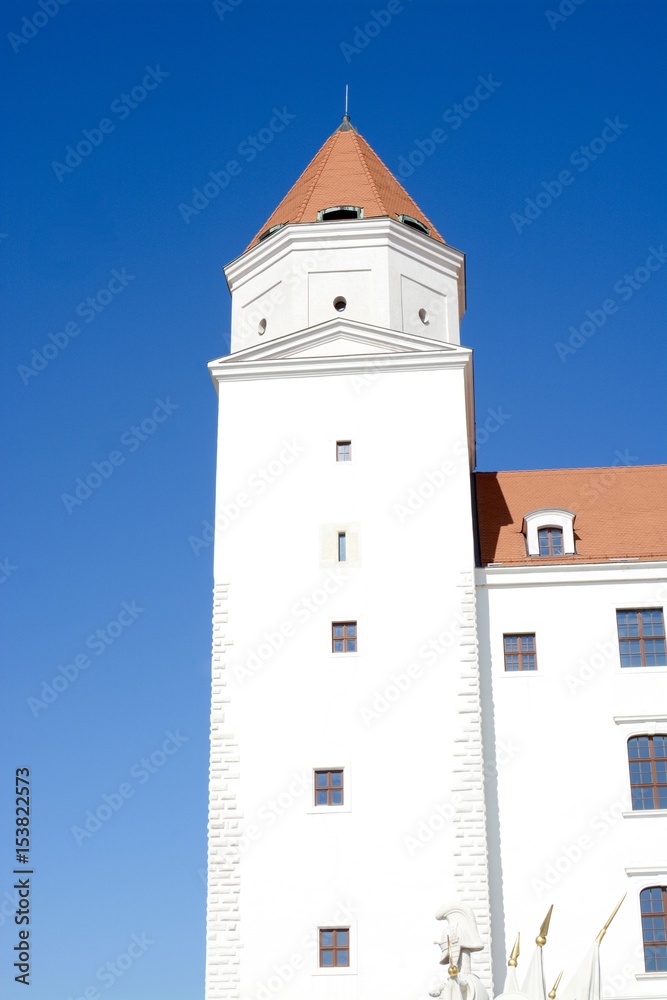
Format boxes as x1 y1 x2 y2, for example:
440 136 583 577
258 223 286 242
397 214 430 236
538 526 564 556
317 206 363 221
523 509 576 557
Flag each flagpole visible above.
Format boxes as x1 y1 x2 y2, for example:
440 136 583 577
596 895 626 943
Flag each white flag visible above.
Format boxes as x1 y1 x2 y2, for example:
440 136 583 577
522 946 547 1000
502 967 522 993
560 942 600 1000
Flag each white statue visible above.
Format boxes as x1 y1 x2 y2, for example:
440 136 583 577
429 901 489 1000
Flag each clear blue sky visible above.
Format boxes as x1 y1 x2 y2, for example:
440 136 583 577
1 0 665 996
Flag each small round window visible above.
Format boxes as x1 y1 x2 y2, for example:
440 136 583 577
334 297 347 312
419 308 428 324
258 318 267 335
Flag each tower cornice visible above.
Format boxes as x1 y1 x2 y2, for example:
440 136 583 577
224 217 466 307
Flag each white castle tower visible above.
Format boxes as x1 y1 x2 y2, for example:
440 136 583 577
205 115 667 1000
205 115 493 1000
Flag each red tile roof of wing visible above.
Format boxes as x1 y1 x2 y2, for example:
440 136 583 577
246 117 445 250
475 465 667 566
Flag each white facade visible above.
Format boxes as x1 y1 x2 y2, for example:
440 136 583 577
225 218 465 354
478 562 667 998
205 125 667 1000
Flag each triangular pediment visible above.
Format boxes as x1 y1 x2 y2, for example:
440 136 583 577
210 318 463 366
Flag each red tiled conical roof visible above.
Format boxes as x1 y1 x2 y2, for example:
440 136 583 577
247 116 445 250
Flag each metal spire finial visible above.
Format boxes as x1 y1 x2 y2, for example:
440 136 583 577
548 970 563 999
447 935 459 977
536 904 553 946
508 932 520 967
596 895 626 943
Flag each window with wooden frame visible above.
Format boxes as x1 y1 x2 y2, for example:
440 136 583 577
314 769 344 806
617 610 667 667
628 736 667 810
338 532 347 562
503 633 537 671
319 928 349 967
336 441 351 462
537 526 564 556
332 622 357 653
640 886 667 971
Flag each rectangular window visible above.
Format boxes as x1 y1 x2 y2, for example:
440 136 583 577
337 532 347 562
628 736 667 809
332 622 357 652
336 441 351 462
538 526 564 556
641 887 667 971
617 610 667 667
314 769 344 806
319 928 349 967
503 633 537 671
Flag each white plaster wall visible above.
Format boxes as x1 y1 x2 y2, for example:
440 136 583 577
227 222 463 353
207 365 491 1000
477 566 667 998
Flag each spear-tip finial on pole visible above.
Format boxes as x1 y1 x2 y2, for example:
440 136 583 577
447 935 459 977
596 894 626 943
508 932 520 967
548 970 563 999
345 84 349 117
536 904 554 946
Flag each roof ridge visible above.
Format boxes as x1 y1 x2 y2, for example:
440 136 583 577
355 129 442 237
350 131 386 215
292 132 338 223
476 464 667 475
